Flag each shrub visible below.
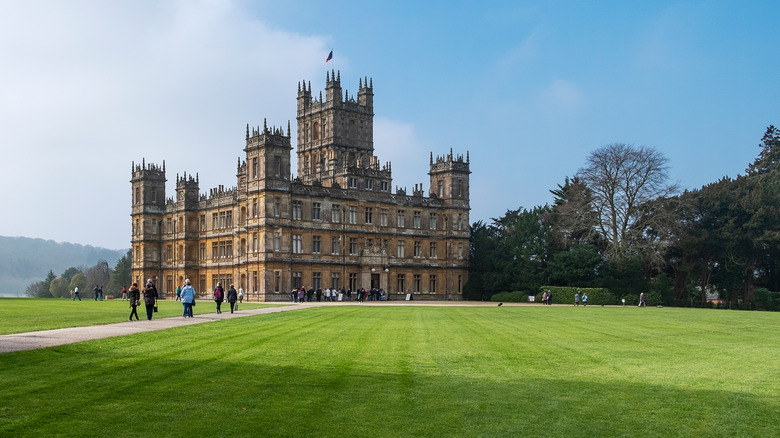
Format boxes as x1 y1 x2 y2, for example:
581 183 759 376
537 286 616 305
490 291 528 303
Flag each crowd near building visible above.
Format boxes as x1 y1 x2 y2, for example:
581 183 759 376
131 70 470 301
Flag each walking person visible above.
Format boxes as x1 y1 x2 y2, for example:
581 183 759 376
72 287 81 301
639 292 646 307
214 282 224 314
238 287 244 304
227 284 238 313
180 279 196 318
574 292 580 306
121 287 128 301
582 293 588 307
143 279 158 320
128 283 140 321
175 285 181 301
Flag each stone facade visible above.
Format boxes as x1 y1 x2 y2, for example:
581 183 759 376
130 70 470 301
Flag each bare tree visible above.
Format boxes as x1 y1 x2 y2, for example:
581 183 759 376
578 143 677 260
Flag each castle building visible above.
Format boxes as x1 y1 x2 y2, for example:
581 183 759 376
130 70 470 301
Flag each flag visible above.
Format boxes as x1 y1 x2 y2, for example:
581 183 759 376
326 50 333 62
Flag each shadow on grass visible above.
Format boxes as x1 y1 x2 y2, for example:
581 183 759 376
0 343 776 438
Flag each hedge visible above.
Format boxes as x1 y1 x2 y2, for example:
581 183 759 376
537 286 616 306
490 291 528 303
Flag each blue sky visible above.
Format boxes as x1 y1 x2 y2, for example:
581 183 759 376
1 0 778 250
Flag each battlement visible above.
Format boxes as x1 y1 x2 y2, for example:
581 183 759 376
430 149 471 174
176 171 199 189
245 119 291 150
131 159 166 180
298 70 373 110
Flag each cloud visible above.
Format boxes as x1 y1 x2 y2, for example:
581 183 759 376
0 1 329 248
537 79 585 111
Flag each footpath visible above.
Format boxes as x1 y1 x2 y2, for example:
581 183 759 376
0 301 506 354
0 303 311 354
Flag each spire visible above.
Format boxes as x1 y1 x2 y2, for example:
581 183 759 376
246 123 249 139
326 70 330 82
359 77 362 88
308 81 311 92
430 152 433 165
370 77 373 88
297 81 300 92
287 120 291 137
263 118 267 133
337 70 340 82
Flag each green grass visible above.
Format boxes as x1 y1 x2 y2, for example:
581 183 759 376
1 303 779 437
0 298 281 334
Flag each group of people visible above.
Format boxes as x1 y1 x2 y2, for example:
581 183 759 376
291 287 388 303
92 285 105 301
128 279 159 321
213 282 241 314
573 292 588 306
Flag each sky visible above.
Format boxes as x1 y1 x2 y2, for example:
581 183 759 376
1 0 778 250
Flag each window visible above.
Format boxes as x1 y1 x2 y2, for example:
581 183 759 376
212 242 218 260
274 156 282 177
135 187 140 204
457 213 463 231
414 241 421 258
312 272 321 291
397 240 405 258
348 177 358 189
366 179 374 190
312 202 321 220
165 244 173 261
312 236 321 254
414 274 421 292
212 213 218 229
226 241 233 258
380 209 388 226
274 271 281 292
292 201 302 220
274 232 280 252
349 273 358 291
219 241 226 258
365 207 373 224
397 274 405 293
429 275 437 293
458 243 463 259
413 211 421 229
152 220 158 234
166 218 173 234
253 232 258 252
293 272 302 290
438 180 443 197
252 271 258 293
331 237 340 255
293 235 303 254
199 243 206 260
200 215 206 231
397 210 405 227
349 237 358 255
252 157 258 179
331 204 341 223
272 198 279 217
349 206 357 224
429 213 437 230
151 188 157 203
226 211 233 228
381 181 389 192
430 242 437 259
331 273 340 290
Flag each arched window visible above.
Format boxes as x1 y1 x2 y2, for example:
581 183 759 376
313 122 320 141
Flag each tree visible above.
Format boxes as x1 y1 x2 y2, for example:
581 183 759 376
547 176 599 249
25 281 44 298
746 125 780 175
578 143 677 261
49 277 70 298
85 260 111 294
108 250 132 292
39 270 56 298
69 272 86 295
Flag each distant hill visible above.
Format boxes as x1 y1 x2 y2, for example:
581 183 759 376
0 236 128 297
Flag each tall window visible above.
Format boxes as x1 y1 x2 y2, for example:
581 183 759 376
397 210 405 227
293 272 302 290
252 157 258 178
349 206 357 224
348 177 358 189
414 241 421 258
274 156 282 177
226 211 233 228
274 232 280 252
253 232 258 252
365 207 373 224
274 271 281 292
366 179 374 190
211 242 218 260
312 202 321 220
429 275 437 293
397 240 405 258
273 198 279 217
331 273 340 290
332 204 341 223
312 272 321 290
380 209 388 226
458 243 463 259
293 235 302 253
457 213 463 231
438 180 443 197
397 274 405 293
349 273 358 291
312 236 321 254
349 237 357 255
414 274 421 292
429 213 437 230
199 243 205 260
331 237 340 255
413 211 421 229
200 215 206 231
292 201 302 220
430 242 437 259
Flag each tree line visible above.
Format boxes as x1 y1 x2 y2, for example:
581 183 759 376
465 125 780 311
25 250 132 299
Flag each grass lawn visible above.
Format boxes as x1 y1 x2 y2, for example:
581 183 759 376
0 298 283 334
0 303 778 437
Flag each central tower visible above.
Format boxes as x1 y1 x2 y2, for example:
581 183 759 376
297 70 386 188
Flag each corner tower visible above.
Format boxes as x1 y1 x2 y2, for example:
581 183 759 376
130 159 167 285
429 150 471 207
245 119 292 190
